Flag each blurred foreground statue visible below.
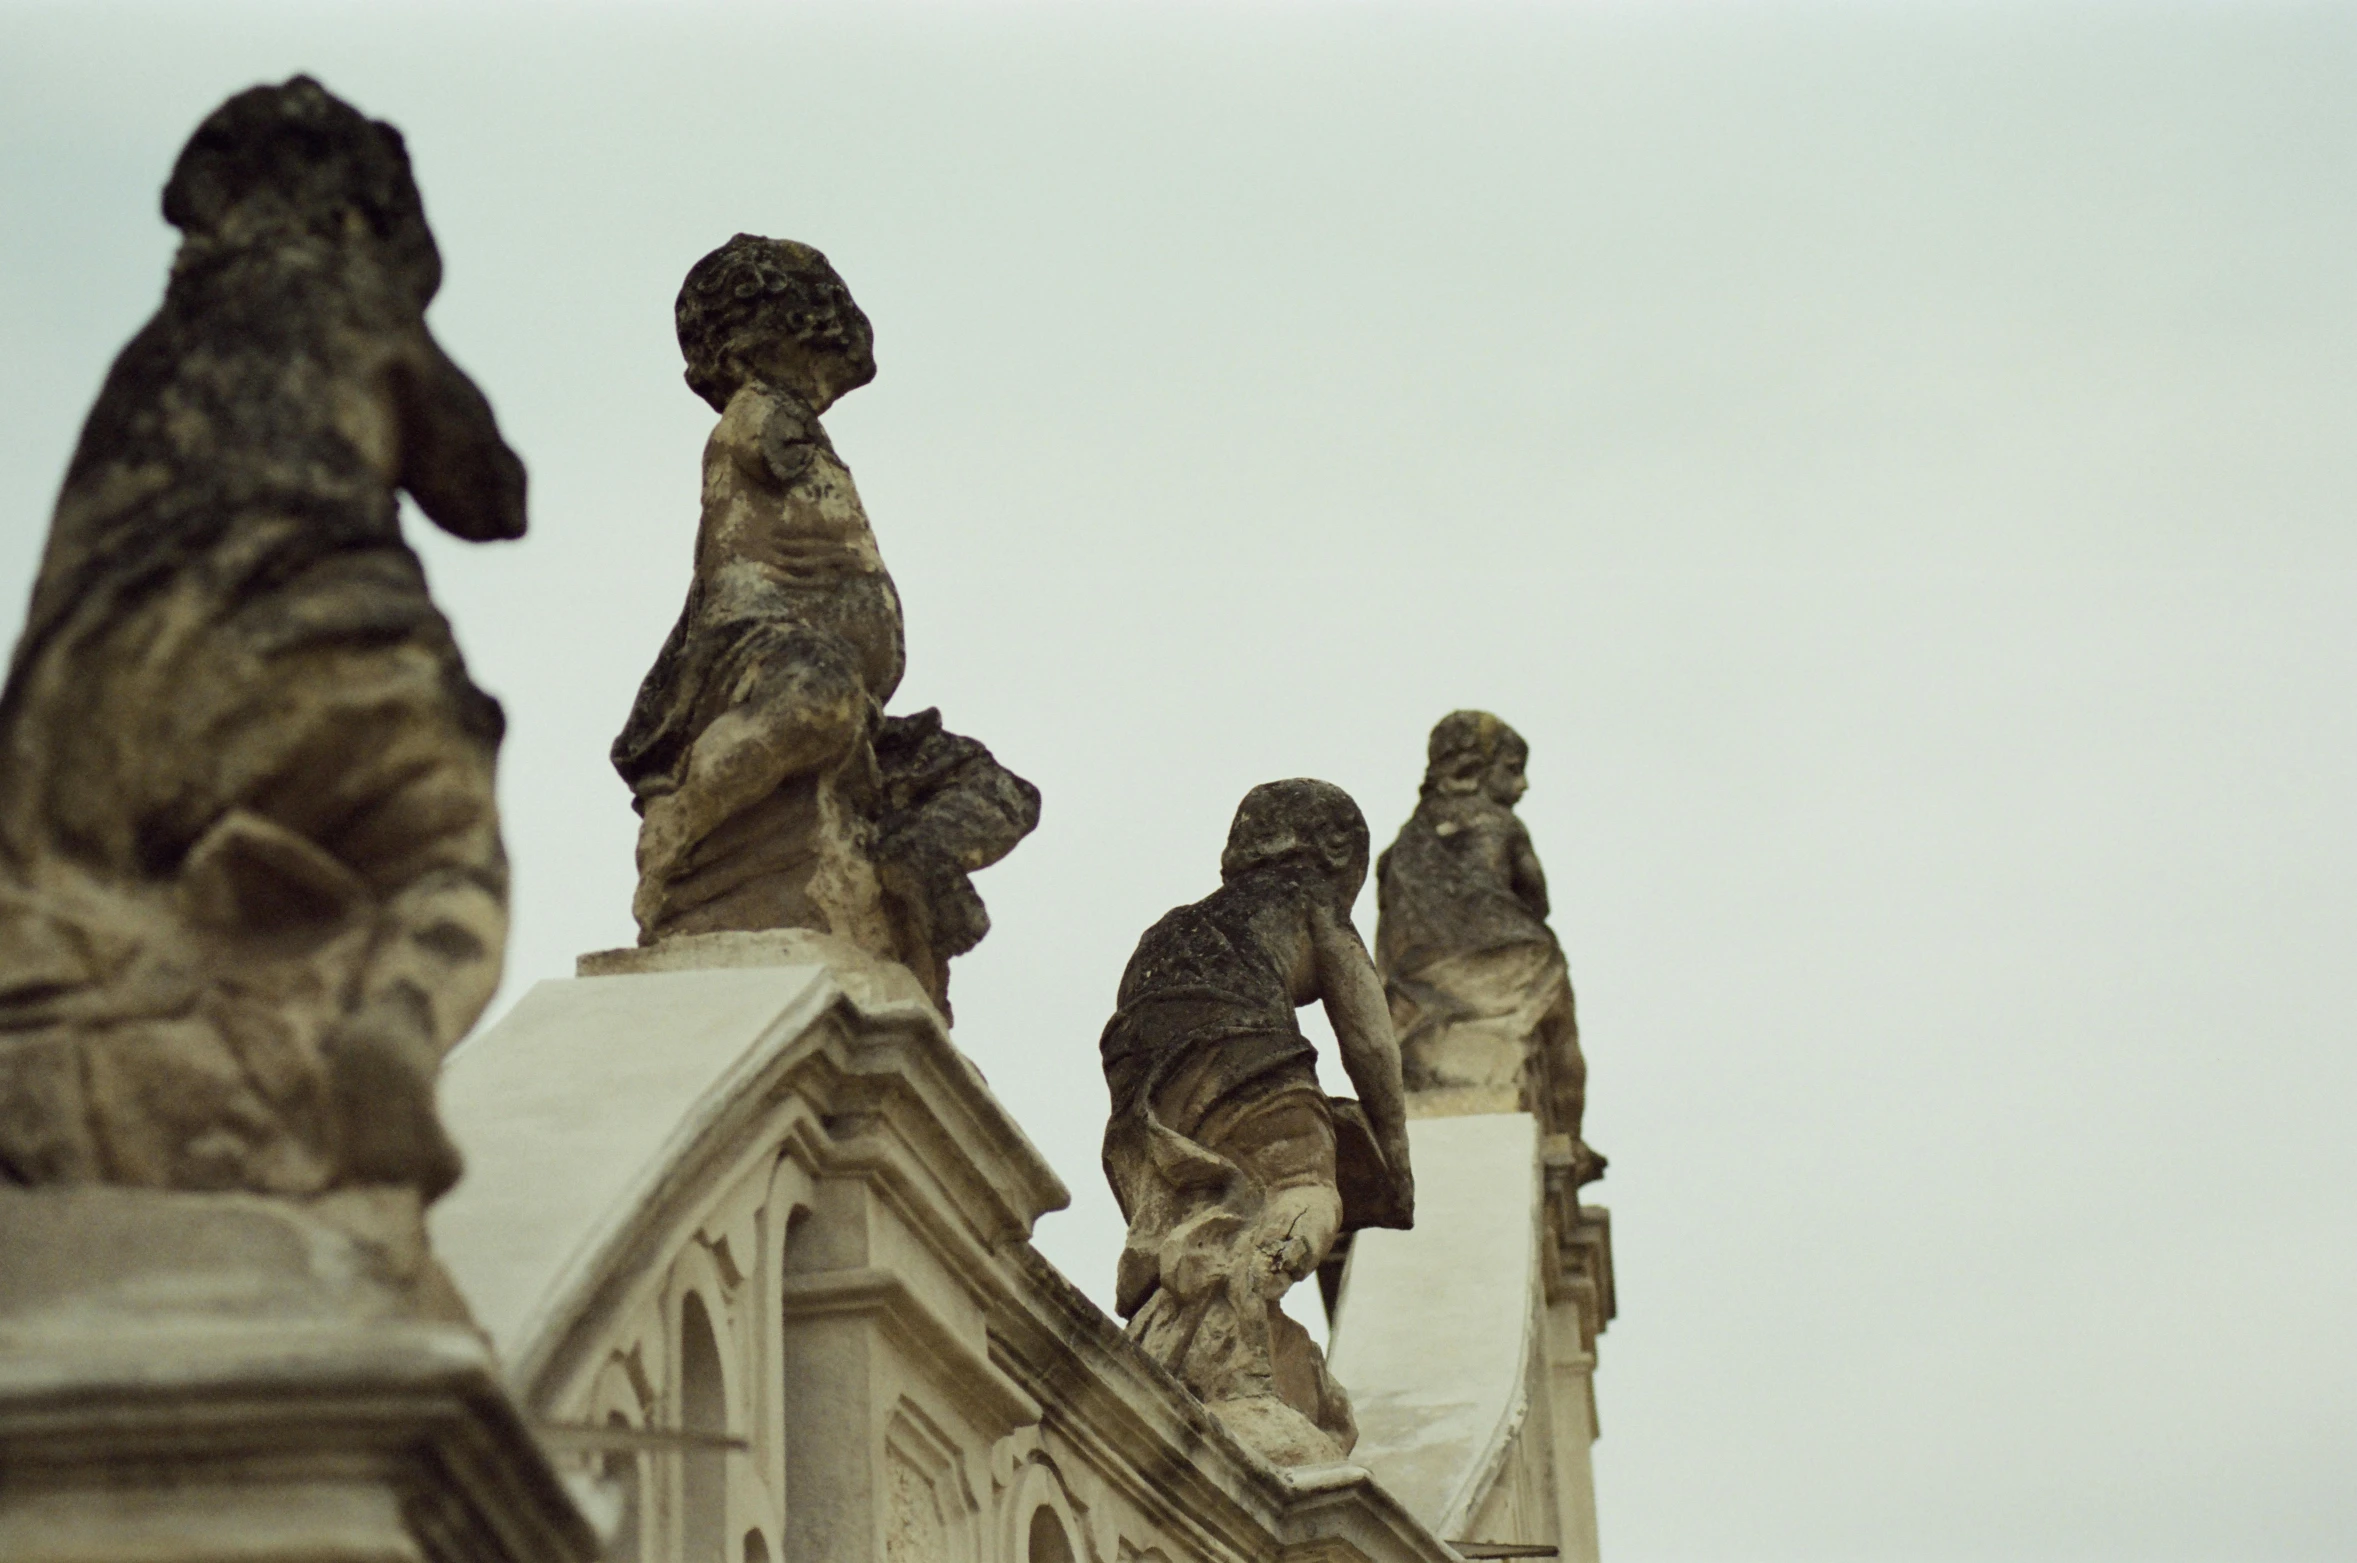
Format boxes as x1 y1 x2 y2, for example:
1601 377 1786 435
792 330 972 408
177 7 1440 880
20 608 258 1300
0 77 523 1229
1099 780 1414 1467
612 235 1036 1015
1376 712 1604 1184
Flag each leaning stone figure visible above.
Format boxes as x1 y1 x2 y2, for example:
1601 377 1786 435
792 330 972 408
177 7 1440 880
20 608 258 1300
612 235 1036 1014
1100 780 1414 1467
0 78 523 1231
1376 712 1604 1184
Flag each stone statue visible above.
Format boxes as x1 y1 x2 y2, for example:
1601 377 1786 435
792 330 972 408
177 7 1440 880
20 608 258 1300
612 235 1036 1016
1099 779 1414 1467
0 78 521 1223
1376 712 1603 1183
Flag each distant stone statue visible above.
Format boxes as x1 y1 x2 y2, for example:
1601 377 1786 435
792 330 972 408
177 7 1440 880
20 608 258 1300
1376 712 1603 1183
0 77 522 1216
1099 780 1414 1467
612 235 1035 1015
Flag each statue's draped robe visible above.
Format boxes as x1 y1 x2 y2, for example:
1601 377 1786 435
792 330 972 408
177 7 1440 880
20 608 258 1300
869 709 1041 1005
611 387 905 943
606 404 904 799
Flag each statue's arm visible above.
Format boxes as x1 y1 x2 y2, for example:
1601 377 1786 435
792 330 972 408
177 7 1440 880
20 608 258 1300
1313 903 1415 1220
1508 819 1550 919
754 393 826 488
393 333 525 543
702 389 820 491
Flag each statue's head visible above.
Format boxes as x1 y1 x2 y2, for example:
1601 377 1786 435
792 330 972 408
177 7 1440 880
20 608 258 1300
162 76 441 306
1423 710 1529 807
1220 779 1371 901
677 234 878 413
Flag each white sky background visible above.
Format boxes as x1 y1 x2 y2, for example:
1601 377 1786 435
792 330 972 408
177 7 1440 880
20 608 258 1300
4 1 2353 1557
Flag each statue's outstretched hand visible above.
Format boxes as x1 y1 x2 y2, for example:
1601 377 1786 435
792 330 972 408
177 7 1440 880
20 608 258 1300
1252 1223 1327 1301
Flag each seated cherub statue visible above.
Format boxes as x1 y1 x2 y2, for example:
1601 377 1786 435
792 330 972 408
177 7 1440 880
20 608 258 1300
1099 779 1414 1467
0 77 524 1223
611 235 1035 1015
1376 711 1603 1183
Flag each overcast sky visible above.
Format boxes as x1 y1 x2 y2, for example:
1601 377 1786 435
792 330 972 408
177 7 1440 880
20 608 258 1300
4 3 2353 1559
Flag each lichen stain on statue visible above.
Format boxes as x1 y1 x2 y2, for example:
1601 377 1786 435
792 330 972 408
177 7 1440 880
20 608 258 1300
0 77 524 1301
1099 780 1415 1467
1376 712 1605 1185
613 235 1037 1017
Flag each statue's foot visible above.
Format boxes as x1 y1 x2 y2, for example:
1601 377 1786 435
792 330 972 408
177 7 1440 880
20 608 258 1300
1205 1393 1347 1469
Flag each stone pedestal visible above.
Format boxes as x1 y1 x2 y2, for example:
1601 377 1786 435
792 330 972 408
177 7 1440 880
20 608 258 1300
0 1187 599 1563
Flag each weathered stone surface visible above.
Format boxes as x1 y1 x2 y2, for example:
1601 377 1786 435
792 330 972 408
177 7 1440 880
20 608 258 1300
613 235 1036 1017
1375 713 1603 1183
0 76 523 1217
1098 779 1414 1467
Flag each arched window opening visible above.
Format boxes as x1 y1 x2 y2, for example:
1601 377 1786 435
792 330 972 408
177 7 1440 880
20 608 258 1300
1028 1505 1076 1563
680 1292 729 1563
743 1528 771 1563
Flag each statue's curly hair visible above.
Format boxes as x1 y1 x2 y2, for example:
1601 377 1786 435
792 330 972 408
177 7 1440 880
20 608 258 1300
162 75 440 304
1422 710 1527 798
1220 778 1370 893
675 233 875 412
